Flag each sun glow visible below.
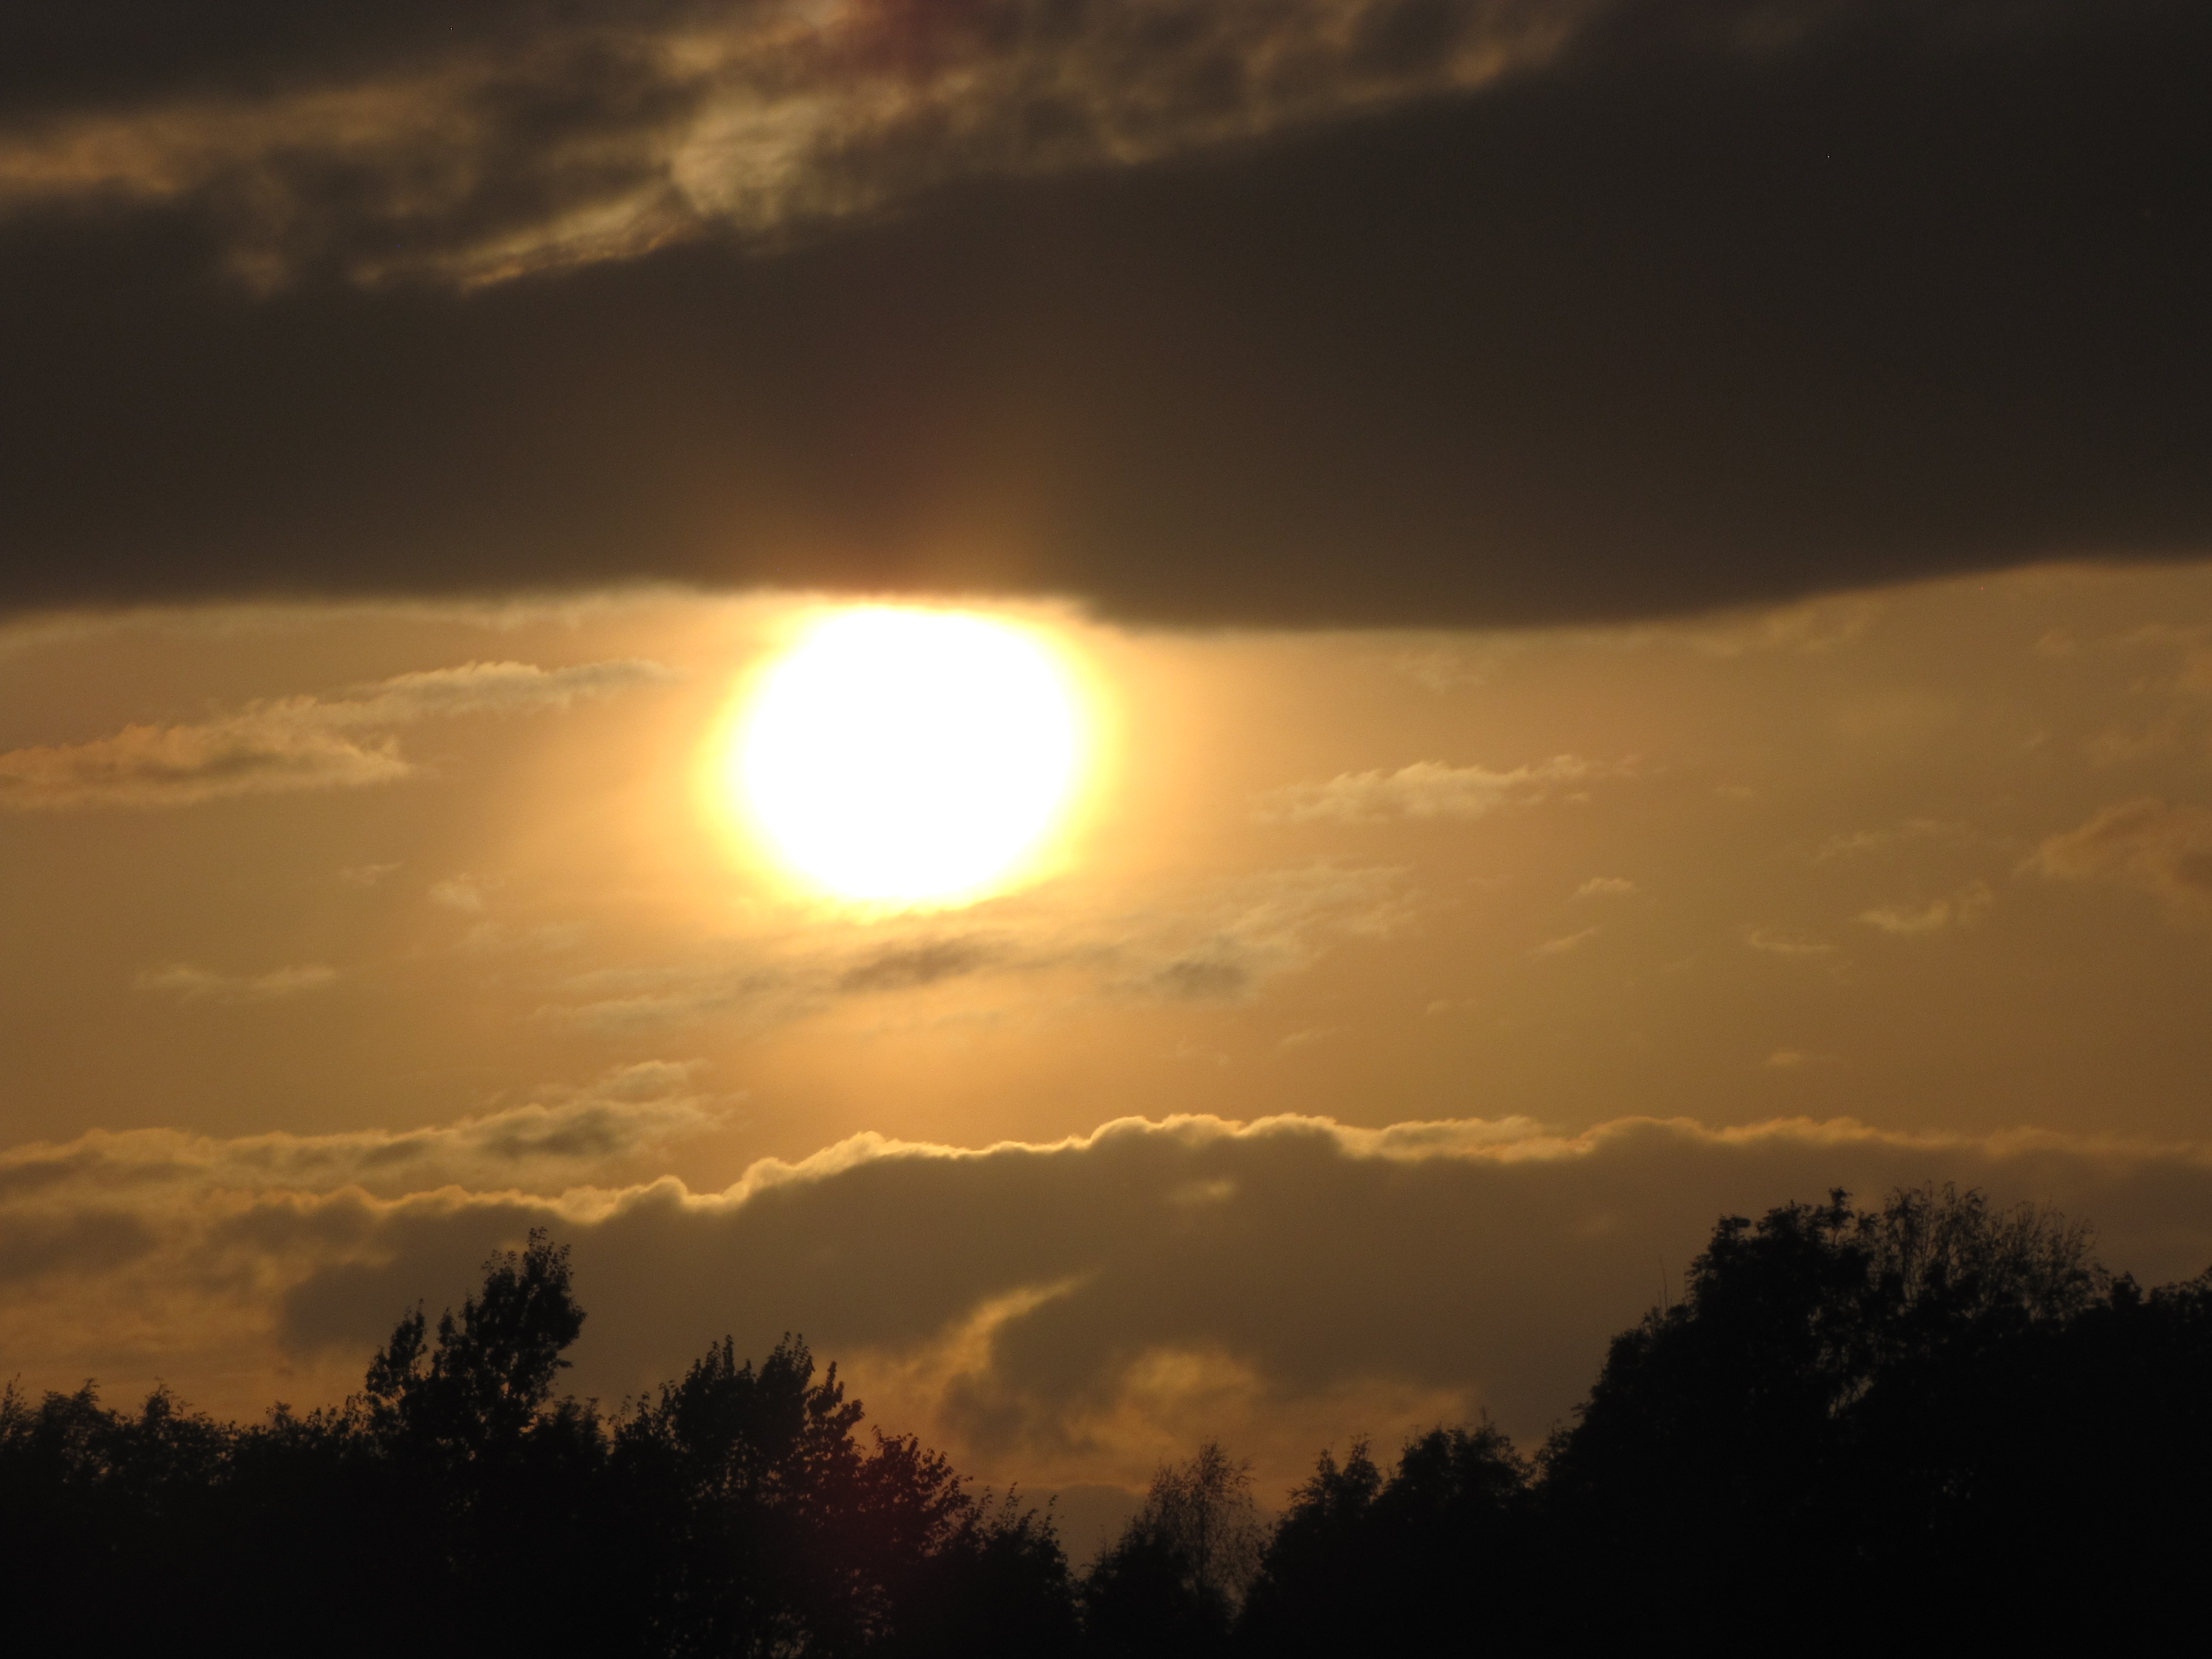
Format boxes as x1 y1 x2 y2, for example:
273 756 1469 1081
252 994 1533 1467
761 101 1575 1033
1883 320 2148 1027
728 607 1087 905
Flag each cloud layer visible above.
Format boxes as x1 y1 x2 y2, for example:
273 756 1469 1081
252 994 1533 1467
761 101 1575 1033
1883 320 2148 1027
8 1104 2210 1489
3 2 2208 625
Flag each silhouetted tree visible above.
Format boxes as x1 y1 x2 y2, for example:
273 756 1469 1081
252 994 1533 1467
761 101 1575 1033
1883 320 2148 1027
1238 1424 1530 1655
8 1188 2211 1654
1536 1184 2188 1643
608 1333 987 1655
1084 1441 1261 1657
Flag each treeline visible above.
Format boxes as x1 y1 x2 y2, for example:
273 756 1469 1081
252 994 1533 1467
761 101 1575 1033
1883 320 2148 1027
5 1186 2209 1652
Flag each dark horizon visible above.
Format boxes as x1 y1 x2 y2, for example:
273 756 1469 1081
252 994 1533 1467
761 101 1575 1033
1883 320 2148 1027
10 1186 2206 1651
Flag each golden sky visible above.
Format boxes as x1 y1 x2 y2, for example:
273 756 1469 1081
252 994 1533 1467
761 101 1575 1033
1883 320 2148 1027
5 562 2211 1513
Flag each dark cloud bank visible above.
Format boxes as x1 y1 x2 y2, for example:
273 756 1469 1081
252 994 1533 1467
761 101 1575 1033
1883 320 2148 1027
263 1114 2212 1449
3 1 2209 626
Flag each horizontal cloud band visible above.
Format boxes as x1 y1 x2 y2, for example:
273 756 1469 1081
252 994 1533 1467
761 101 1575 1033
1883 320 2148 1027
2 2 2208 626
7 1105 2208 1485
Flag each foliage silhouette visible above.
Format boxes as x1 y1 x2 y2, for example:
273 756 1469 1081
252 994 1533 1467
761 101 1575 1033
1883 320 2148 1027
1237 1424 1530 1655
4 1187 2210 1652
1084 1441 1263 1657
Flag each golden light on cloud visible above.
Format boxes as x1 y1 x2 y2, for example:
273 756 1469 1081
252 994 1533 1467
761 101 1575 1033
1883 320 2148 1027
728 607 1085 905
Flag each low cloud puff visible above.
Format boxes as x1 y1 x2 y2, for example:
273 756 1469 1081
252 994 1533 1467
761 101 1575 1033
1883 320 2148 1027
0 659 671 809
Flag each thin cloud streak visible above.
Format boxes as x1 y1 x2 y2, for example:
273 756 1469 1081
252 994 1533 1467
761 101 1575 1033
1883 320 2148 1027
0 658 672 809
1259 756 1618 824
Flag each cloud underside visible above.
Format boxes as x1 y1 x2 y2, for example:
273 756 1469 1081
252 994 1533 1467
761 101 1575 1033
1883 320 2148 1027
1 1 2208 626
5 1107 2208 1478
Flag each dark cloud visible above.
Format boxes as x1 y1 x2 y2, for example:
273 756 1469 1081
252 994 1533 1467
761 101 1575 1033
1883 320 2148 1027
838 938 1000 994
2 1 2208 626
8 1108 2212 1463
0 1209 157 1286
264 1114 2212 1453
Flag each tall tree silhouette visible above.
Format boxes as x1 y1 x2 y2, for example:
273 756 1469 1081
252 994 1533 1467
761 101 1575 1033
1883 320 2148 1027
361 1227 587 1456
1084 1440 1262 1657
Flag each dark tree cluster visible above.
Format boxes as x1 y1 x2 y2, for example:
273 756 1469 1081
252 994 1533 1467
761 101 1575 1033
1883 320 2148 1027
6 1189 2211 1655
0 1234 1072 1657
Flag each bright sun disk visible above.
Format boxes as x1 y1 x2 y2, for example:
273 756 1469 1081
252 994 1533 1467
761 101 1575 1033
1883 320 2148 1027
729 608 1085 904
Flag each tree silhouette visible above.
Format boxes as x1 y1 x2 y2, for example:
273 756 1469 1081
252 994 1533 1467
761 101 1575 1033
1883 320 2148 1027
1536 1184 2194 1643
361 1227 586 1456
1084 1440 1262 1657
1238 1424 1530 1655
6 1187 2211 1653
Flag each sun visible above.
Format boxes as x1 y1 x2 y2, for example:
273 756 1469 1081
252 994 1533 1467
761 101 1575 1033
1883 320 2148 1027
728 607 1087 905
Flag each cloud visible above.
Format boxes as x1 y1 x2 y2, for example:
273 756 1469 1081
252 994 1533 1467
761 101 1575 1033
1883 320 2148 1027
1812 819 1976 862
0 659 670 809
0 0 1590 290
837 938 1002 995
1573 876 1637 899
1261 756 1612 824
429 876 491 913
1532 927 1599 957
0 1061 722 1207
3 4 2209 628
1857 880 1994 936
135 962 339 1003
1130 864 1415 1002
1742 927 1837 959
2024 797 2212 917
5 1107 2212 1490
538 863 1415 1030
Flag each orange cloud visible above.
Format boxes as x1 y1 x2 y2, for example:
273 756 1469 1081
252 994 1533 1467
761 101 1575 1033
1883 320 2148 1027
2025 797 2212 917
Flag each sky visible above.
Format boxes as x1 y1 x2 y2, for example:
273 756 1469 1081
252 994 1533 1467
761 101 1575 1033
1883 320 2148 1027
5 0 2212 1543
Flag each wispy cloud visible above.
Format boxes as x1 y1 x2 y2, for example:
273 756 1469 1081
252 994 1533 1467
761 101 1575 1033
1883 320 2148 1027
1260 754 1620 824
1812 819 1976 862
135 963 339 1004
1573 876 1637 900
537 864 1416 1031
1742 927 1837 959
1857 881 1994 936
0 659 671 810
1532 927 1599 957
0 1 1594 289
2024 797 2212 918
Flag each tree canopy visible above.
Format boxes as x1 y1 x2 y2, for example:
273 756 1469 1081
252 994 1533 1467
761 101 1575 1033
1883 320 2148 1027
4 1189 2208 1654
